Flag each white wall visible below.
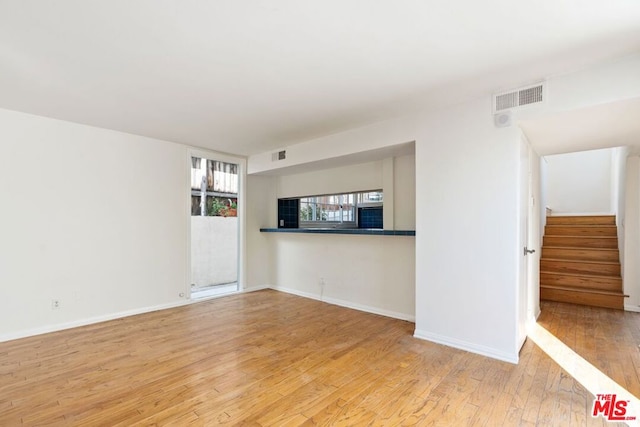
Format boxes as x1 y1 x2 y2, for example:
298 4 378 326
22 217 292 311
624 156 640 310
545 148 613 214
265 156 416 319
276 161 383 198
0 108 190 341
190 216 238 287
415 97 521 362
270 233 415 320
612 147 629 221
611 146 630 275
248 117 417 175
540 157 549 237
394 154 416 230
245 175 277 289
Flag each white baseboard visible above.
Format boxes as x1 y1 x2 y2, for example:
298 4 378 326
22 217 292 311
0 299 192 343
527 308 541 326
0 285 275 343
242 284 271 293
624 305 640 313
413 328 519 364
270 286 321 301
270 285 415 322
517 334 527 353
1 284 413 343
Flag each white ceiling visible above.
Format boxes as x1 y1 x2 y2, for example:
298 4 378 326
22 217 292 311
1 1 640 156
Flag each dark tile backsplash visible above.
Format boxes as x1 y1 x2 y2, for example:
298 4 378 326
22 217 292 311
278 198 299 228
358 207 383 229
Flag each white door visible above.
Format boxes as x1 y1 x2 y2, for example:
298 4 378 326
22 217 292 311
517 137 531 349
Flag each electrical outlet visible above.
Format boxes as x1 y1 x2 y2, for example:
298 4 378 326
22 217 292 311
51 299 60 310
319 277 325 287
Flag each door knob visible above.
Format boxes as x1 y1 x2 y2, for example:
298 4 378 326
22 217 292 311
524 247 536 256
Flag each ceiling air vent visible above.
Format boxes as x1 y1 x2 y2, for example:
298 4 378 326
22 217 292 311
271 150 286 161
493 82 545 112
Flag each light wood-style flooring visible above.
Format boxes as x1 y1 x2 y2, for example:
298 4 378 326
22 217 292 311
1 290 638 426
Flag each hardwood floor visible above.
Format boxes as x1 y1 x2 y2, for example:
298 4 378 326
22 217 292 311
1 290 636 426
537 301 640 399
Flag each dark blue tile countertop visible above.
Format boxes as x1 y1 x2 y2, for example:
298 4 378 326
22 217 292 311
260 228 415 236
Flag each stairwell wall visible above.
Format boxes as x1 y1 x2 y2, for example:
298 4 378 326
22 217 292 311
544 148 613 215
611 147 629 278
624 156 640 310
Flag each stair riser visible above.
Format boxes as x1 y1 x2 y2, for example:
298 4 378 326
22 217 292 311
544 226 617 236
540 287 624 310
546 216 616 226
541 248 619 262
540 273 622 292
540 260 620 277
541 215 625 310
543 236 618 249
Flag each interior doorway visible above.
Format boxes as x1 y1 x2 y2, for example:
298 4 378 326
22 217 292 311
189 154 240 299
518 136 532 348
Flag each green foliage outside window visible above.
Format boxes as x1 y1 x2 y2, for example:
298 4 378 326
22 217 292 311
206 197 238 217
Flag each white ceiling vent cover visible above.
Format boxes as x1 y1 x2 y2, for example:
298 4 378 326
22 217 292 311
271 150 286 161
493 82 545 112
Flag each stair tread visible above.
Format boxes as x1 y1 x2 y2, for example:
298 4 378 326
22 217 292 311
540 270 622 280
546 224 616 227
544 235 617 238
540 257 620 265
540 284 627 297
543 246 618 251
548 215 614 217
542 215 622 309
547 215 615 220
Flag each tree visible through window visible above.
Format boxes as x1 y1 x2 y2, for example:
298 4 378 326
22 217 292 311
191 157 238 217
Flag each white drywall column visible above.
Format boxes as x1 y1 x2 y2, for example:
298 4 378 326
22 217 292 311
414 96 521 363
393 154 417 230
611 146 629 276
624 156 640 310
245 175 277 289
383 157 395 230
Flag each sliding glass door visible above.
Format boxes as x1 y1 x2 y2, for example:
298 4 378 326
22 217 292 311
190 155 239 298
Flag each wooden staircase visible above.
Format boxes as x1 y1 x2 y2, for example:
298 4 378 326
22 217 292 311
540 215 627 310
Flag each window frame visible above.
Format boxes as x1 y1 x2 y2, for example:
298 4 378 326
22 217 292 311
298 190 383 229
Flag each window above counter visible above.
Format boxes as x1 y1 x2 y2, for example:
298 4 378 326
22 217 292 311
278 190 384 230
